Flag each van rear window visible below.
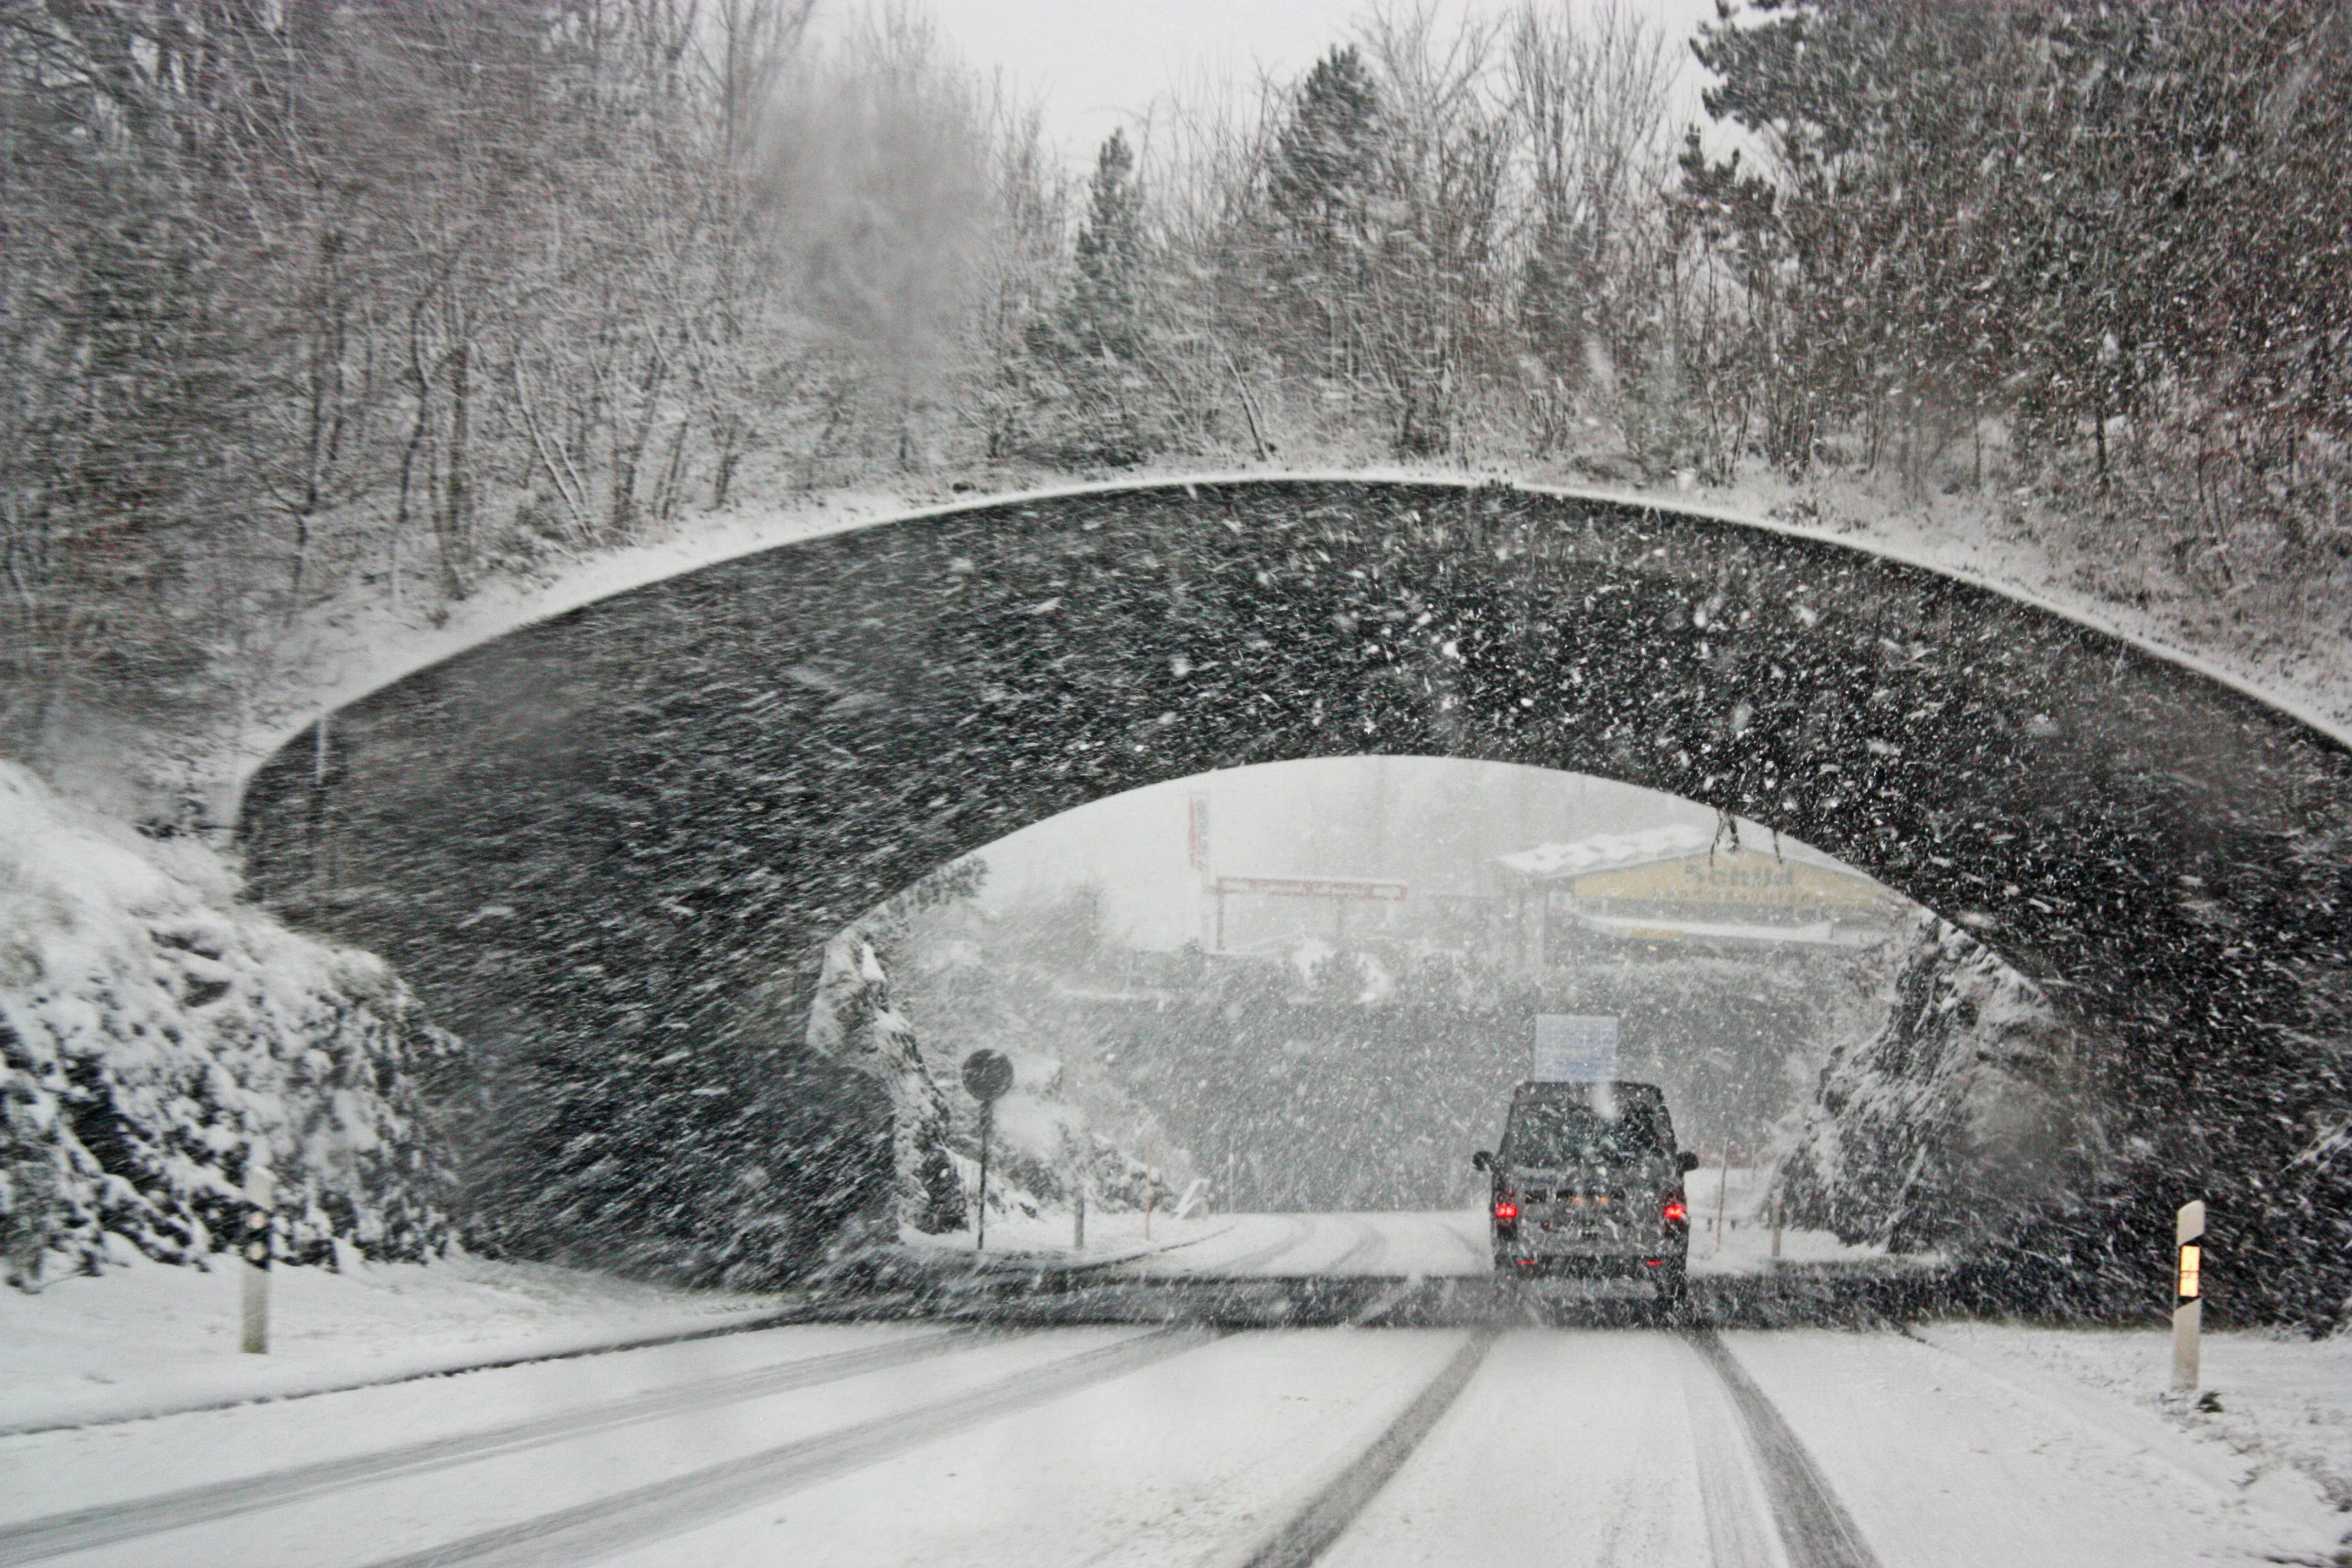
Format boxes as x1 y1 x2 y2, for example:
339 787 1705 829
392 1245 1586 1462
1502 1101 1664 1166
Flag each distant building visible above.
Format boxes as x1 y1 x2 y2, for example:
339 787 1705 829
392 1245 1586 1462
1487 824 1909 972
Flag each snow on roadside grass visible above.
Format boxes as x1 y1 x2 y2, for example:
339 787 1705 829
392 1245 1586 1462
1916 1321 2352 1528
0 1249 788 1433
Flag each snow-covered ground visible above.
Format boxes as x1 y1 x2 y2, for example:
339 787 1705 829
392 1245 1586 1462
1915 1321 2352 1521
5 1306 2344 1566
1734 1325 2352 1567
1685 1164 1910 1276
913 1202 1898 1284
0 1251 787 1434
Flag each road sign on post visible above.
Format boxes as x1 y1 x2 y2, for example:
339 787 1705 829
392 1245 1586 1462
2174 1200 2204 1392
962 1050 1013 1251
1533 1015 1618 1082
241 1165 274 1355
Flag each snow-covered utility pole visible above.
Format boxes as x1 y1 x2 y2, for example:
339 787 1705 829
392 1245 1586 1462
241 1166 274 1355
2173 1201 2204 1392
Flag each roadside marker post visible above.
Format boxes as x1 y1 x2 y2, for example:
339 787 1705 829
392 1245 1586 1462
240 1166 274 1355
2174 1200 2204 1392
961 1050 1013 1252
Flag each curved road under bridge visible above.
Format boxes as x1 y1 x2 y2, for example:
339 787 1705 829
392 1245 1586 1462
237 478 2352 1305
3 1216 2335 1566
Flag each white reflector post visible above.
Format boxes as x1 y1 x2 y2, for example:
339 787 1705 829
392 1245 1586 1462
241 1166 275 1356
2173 1200 2204 1393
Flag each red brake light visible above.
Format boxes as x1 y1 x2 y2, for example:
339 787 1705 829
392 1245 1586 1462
1662 1199 1688 1224
1493 1199 1519 1222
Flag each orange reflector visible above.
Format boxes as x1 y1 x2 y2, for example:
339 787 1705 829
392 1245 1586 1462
2179 1243 2201 1299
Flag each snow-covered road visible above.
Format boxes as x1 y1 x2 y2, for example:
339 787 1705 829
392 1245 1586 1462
1103 1210 1490 1279
7 1233 2340 1567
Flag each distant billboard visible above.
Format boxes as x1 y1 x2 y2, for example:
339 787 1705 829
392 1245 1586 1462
1533 1014 1618 1082
1565 851 1896 914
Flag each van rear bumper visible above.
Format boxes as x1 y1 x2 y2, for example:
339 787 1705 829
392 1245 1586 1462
1494 1250 1681 1278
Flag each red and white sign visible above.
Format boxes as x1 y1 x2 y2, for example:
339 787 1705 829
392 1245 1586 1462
1212 874 1407 902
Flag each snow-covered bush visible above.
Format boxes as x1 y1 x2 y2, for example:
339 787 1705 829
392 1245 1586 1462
804 929 966 1237
1774 912 2100 1254
0 764 455 1289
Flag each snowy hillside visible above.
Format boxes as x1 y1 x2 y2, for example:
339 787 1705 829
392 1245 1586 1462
0 764 454 1289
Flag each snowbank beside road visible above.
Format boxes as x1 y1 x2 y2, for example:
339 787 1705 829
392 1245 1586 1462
0 763 454 1287
1917 1321 2352 1523
0 1249 789 1433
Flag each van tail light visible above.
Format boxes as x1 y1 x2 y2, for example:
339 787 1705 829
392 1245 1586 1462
1662 1194 1689 1225
1493 1197 1519 1223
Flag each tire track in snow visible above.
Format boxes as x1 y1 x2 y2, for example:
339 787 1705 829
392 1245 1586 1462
0 1327 988 1565
353 1326 1217 1568
1689 1330 1880 1568
1320 1218 1388 1277
1219 1330 1496 1568
1427 1211 1490 1269
1130 1215 1316 1277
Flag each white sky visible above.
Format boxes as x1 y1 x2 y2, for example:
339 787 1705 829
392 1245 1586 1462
973 758 1724 950
844 0 1727 171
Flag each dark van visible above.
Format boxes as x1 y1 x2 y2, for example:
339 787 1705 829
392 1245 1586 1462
1473 1080 1698 1304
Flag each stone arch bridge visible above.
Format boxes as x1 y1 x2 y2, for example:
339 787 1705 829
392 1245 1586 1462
237 479 2351 1313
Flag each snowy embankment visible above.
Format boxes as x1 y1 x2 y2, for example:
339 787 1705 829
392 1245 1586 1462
1774 910 2094 1257
1914 1321 2352 1522
0 1250 788 1433
0 763 453 1288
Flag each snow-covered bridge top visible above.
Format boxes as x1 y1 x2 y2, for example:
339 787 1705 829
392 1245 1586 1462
227 472 2350 807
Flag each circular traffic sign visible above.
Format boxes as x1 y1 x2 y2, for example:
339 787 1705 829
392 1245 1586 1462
961 1048 1013 1102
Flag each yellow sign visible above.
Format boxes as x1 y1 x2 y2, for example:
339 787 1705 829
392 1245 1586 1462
2178 1244 2201 1299
1566 851 1894 914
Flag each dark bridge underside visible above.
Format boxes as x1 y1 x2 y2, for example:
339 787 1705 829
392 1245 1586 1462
239 480 2352 1314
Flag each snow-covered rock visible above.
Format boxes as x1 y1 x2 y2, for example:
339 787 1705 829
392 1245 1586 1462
0 764 454 1289
804 929 965 1235
1774 912 2099 1254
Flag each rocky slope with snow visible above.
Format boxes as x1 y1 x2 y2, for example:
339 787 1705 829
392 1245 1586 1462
0 764 454 1289
1774 912 2101 1256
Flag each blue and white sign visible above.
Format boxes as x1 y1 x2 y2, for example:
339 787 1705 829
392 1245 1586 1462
1533 1014 1618 1082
